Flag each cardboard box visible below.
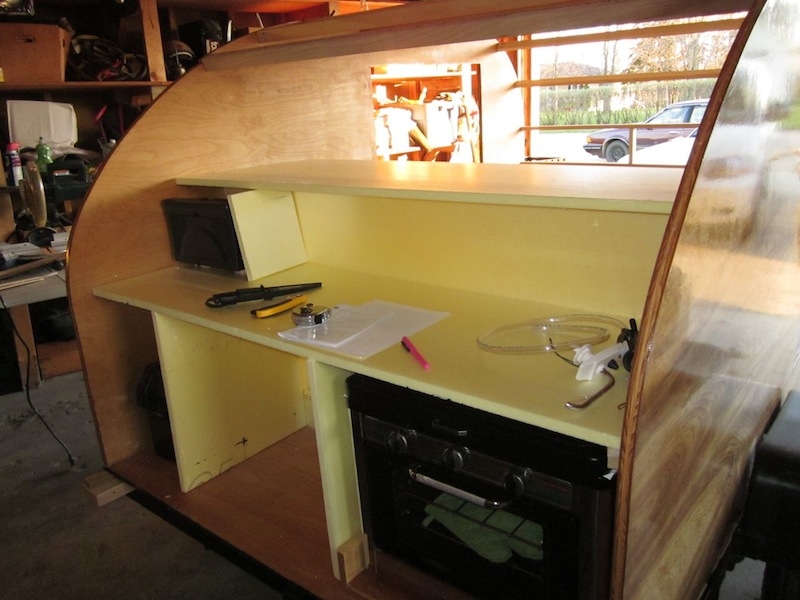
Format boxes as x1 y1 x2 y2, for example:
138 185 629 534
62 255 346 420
0 24 71 83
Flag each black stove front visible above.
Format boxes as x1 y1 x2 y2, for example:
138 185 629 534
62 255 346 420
347 374 616 600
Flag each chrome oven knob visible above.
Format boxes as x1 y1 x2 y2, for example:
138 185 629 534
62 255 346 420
387 430 411 454
441 447 469 472
503 472 526 498
503 468 532 498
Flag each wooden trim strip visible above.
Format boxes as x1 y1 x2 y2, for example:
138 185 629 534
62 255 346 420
499 17 745 50
517 69 721 88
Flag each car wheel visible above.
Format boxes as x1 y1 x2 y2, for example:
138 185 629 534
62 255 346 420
605 140 628 162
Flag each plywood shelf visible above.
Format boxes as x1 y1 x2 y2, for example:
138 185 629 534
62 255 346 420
176 159 680 215
93 262 628 450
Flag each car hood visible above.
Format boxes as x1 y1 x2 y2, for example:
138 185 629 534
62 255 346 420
617 136 696 165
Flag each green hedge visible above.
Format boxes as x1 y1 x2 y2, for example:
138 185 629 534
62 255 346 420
538 79 717 126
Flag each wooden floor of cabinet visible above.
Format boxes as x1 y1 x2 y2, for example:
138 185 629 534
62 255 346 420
108 427 359 599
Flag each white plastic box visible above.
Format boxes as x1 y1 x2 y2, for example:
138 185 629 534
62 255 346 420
409 100 458 148
7 100 78 150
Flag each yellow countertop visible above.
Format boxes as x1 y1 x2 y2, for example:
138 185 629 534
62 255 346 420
94 262 628 449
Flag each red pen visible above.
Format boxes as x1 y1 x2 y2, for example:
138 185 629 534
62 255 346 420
401 336 431 370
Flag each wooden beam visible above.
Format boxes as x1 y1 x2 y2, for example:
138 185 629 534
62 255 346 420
499 17 745 50
202 0 756 70
518 69 721 88
336 533 370 584
84 471 135 506
139 0 167 84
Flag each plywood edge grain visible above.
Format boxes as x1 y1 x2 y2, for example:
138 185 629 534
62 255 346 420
203 0 752 70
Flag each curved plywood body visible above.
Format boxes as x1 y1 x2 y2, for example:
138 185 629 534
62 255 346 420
614 0 799 597
66 0 800 598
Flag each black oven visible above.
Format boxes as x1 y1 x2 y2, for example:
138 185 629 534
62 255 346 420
347 374 616 600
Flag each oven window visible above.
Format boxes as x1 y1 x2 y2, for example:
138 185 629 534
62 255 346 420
420 492 543 563
386 471 580 599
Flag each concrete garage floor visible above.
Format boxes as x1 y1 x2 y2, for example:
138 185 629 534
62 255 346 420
0 372 281 600
0 372 765 600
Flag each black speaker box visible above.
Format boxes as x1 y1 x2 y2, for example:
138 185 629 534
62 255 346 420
162 198 244 272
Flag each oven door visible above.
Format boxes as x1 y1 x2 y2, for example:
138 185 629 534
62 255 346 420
359 448 589 600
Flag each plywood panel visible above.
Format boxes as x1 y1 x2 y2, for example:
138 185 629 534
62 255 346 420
307 361 361 580
152 313 308 492
109 428 359 600
205 0 753 69
228 189 307 280
613 0 798 596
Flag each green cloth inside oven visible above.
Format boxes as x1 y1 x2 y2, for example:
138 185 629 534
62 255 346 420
422 493 544 563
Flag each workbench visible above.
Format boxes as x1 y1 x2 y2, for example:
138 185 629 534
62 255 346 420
0 267 77 389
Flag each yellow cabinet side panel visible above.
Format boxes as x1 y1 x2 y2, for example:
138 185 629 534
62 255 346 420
307 361 362 581
152 312 309 492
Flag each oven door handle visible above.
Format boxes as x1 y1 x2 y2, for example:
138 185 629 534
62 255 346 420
408 468 512 510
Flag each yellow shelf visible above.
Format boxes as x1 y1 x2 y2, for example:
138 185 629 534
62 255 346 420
94 262 627 450
176 159 680 215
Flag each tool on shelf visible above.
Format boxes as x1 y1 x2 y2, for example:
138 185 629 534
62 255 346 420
250 294 308 318
205 282 321 308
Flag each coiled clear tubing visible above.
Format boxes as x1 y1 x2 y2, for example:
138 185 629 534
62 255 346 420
477 314 626 354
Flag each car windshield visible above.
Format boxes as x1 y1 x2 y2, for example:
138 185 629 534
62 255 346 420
648 104 706 125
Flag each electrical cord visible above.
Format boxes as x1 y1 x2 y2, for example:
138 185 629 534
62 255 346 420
0 294 79 467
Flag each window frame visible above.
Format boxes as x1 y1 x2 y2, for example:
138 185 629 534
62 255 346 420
500 16 744 163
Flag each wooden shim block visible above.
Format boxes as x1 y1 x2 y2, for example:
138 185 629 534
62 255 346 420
337 532 370 584
84 471 134 507
37 339 81 379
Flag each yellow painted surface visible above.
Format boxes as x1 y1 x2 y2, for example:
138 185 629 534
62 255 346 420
295 193 666 318
96 158 672 575
178 159 673 318
228 189 308 280
307 361 363 580
177 160 680 213
152 312 309 492
98 263 628 449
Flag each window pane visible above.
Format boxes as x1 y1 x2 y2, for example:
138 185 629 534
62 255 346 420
689 105 707 123
649 107 688 124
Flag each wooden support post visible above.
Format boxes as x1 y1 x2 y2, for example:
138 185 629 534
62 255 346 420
138 0 166 87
